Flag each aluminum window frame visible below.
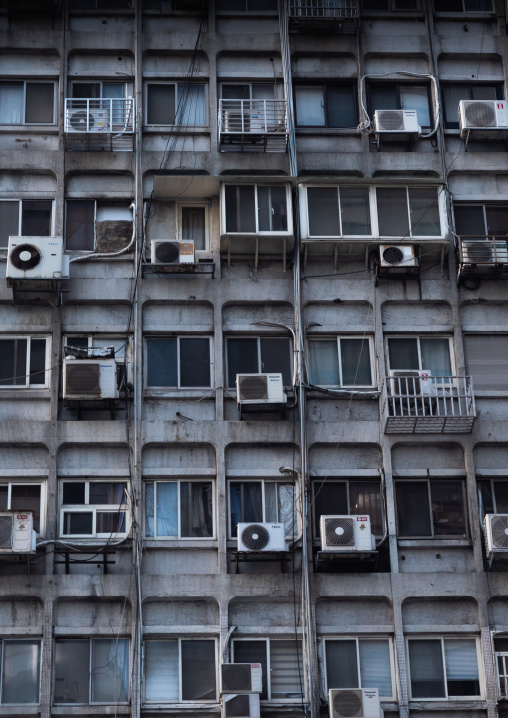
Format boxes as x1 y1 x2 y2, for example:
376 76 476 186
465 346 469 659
227 478 297 540
216 0 278 13
367 81 433 129
0 335 51 389
70 80 129 99
0 638 42 705
442 82 503 129
0 80 57 126
362 0 421 10
385 334 455 375
176 202 210 252
64 199 133 252
144 81 208 127
225 335 293 389
495 638 508 698
395 477 468 539
311 478 384 539
58 479 130 540
293 83 358 129
221 183 293 236
0 480 46 537
477 478 508 517
0 198 55 247
434 0 493 12
144 478 216 540
306 335 376 388
144 335 214 390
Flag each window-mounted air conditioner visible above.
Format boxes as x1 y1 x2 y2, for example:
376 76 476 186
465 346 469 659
374 109 420 135
320 516 375 552
67 108 110 133
221 664 263 694
237 522 286 552
63 357 119 400
459 100 508 139
484 514 508 558
461 240 508 265
329 688 382 718
222 693 260 718
236 373 286 406
388 369 436 398
379 245 417 270
6 236 69 282
151 239 195 265
0 512 36 554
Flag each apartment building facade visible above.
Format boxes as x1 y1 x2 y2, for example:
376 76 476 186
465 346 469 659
0 2 507 718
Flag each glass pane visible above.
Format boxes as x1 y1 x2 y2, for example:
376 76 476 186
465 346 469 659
443 84 470 128
2 640 40 704
376 188 409 238
226 338 258 388
341 339 372 386
359 640 392 697
471 85 498 101
146 338 177 387
326 640 359 689
308 339 340 386
54 639 89 704
270 640 303 699
408 188 441 237
312 481 348 538
72 82 100 98
230 482 262 537
400 85 431 127
221 84 250 100
145 482 154 537
444 639 480 697
144 640 178 701
181 206 206 249
182 640 216 700
435 0 463 8
233 641 268 700
370 84 398 112
486 206 508 236
225 185 256 233
260 337 292 386
388 338 419 371
349 482 383 536
96 511 126 534
0 83 23 124
430 481 466 536
25 83 54 124
89 482 126 505
276 483 296 536
396 481 432 537
307 187 340 236
91 638 129 703
21 200 52 236
178 85 206 126
11 485 41 532
464 335 508 391
180 338 211 388
63 512 93 535
295 86 325 126
180 482 213 538
147 84 175 125
454 205 486 239
419 338 452 376
0 486 7 510
327 86 356 128
257 186 288 232
66 201 95 251
493 482 508 513
408 639 446 698
156 482 178 536
477 480 494 517
29 339 46 386
0 201 19 249
0 339 27 387
62 482 85 504
340 187 371 235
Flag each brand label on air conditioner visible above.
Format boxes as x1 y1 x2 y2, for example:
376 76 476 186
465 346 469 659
252 664 260 668
356 516 368 522
16 514 29 520
179 242 194 256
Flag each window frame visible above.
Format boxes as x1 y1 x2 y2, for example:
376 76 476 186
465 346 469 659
144 335 214 390
227 478 297 540
0 336 51 389
221 184 293 236
58 479 130 540
176 202 210 252
0 480 46 537
495 637 508 698
0 80 57 126
385 335 455 375
442 83 503 129
70 80 129 98
216 0 278 13
362 0 421 10
293 82 358 129
224 335 293 389
0 199 55 248
395 478 468 539
0 638 42 705
306 335 375 388
144 478 216 540
323 636 396 701
406 636 483 701
311 478 384 539
367 81 433 129
477 478 508 517
434 0 493 12
64 199 133 252
144 81 208 127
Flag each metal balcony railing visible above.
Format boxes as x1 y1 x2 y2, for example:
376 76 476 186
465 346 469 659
218 99 288 153
289 0 359 18
458 236 508 266
382 374 476 434
64 98 135 152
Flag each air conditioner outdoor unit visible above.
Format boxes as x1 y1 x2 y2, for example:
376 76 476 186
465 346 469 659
320 515 375 552
224 110 250 133
221 664 263 694
236 373 286 405
237 522 286 552
222 693 260 718
374 109 420 135
0 512 36 554
379 245 417 270
329 688 382 718
63 357 119 400
388 369 436 398
151 239 195 265
7 236 69 282
67 108 110 133
484 514 508 558
461 240 507 265
459 100 508 138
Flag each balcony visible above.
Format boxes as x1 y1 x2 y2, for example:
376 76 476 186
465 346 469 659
382 374 476 434
288 0 359 33
457 236 508 281
218 100 288 153
64 98 135 152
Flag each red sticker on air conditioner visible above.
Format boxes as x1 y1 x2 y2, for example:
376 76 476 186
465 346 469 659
357 516 368 522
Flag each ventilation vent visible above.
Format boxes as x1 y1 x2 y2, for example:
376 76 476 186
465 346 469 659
238 375 268 401
464 101 497 128
324 517 355 547
155 241 179 264
65 364 101 395
225 695 250 718
240 524 270 551
376 110 404 131
0 515 13 549
222 665 251 693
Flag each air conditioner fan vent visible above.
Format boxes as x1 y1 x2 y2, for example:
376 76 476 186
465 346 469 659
324 517 355 547
155 242 179 264
377 110 404 131
238 375 268 401
464 102 496 127
332 689 363 718
490 514 508 549
0 515 13 548
240 523 270 551
65 364 101 394
382 246 405 265
10 244 42 270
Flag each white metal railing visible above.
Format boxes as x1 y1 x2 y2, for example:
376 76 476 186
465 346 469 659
459 236 508 265
219 99 288 136
64 98 135 134
289 0 359 18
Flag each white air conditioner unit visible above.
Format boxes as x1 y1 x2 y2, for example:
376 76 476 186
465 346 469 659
67 108 110 133
484 514 508 558
221 664 263 695
461 240 507 265
237 522 286 552
459 100 508 138
379 245 417 270
151 239 195 265
236 373 286 405
0 512 36 554
388 369 436 398
223 110 250 133
329 688 382 718
63 357 119 400
374 109 420 135
7 236 69 282
222 693 260 718
320 515 375 552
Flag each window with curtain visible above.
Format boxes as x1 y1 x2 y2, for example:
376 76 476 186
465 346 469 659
442 83 502 129
407 637 481 699
178 205 207 250
145 480 214 538
0 82 55 125
325 638 394 699
59 480 129 539
307 337 373 387
229 480 296 538
144 639 217 702
145 83 206 126
312 480 383 538
464 335 508 391
395 479 467 538
0 482 44 534
376 187 441 237
232 639 303 701
494 636 508 697
387 336 453 376
0 639 41 704
146 336 212 389
223 185 289 234
226 336 292 388
294 84 357 128
0 336 49 388
369 82 432 128
306 186 371 237
54 638 129 704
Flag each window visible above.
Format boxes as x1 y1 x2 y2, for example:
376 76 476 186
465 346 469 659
221 84 276 101
376 187 441 237
144 639 217 702
434 0 492 11
70 1 133 10
478 479 508 518
0 81 55 125
228 480 296 538
386 336 453 376
232 639 302 701
307 337 374 387
59 480 129 539
222 185 290 234
146 337 212 389
0 337 50 388
225 336 292 388
294 84 356 128
65 201 133 252
395 479 467 538
464 335 508 391
369 83 431 128
312 480 383 538
495 636 508 697
442 83 502 129
145 480 214 538
407 637 481 699
0 639 41 704
144 0 203 9
0 200 53 248
454 203 508 240
363 0 419 9
0 481 45 534
54 638 129 704
216 0 278 12
324 638 394 700
71 81 126 101
177 204 208 251
145 83 206 126
64 335 128 389
305 186 371 237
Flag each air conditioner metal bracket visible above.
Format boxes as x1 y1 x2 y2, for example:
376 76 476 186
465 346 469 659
231 550 291 574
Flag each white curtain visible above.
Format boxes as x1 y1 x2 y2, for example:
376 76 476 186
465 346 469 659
144 641 179 701
444 639 479 681
400 86 431 127
295 86 325 126
91 638 129 703
156 482 178 537
178 85 206 126
0 84 23 124
270 640 303 699
2 640 40 703
359 640 392 698
308 340 340 386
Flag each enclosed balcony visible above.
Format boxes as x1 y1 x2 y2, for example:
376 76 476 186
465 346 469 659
64 98 135 152
382 374 476 434
288 0 359 33
218 99 288 153
457 236 508 281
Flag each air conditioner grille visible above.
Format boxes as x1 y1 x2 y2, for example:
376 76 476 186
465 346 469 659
69 110 94 132
222 664 251 692
65 364 101 394
324 517 355 547
225 694 250 718
332 690 363 718
0 515 13 548
238 375 268 401
382 246 405 265
155 241 179 264
377 110 404 131
464 101 496 127
241 524 270 551
10 244 42 270
490 515 508 549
